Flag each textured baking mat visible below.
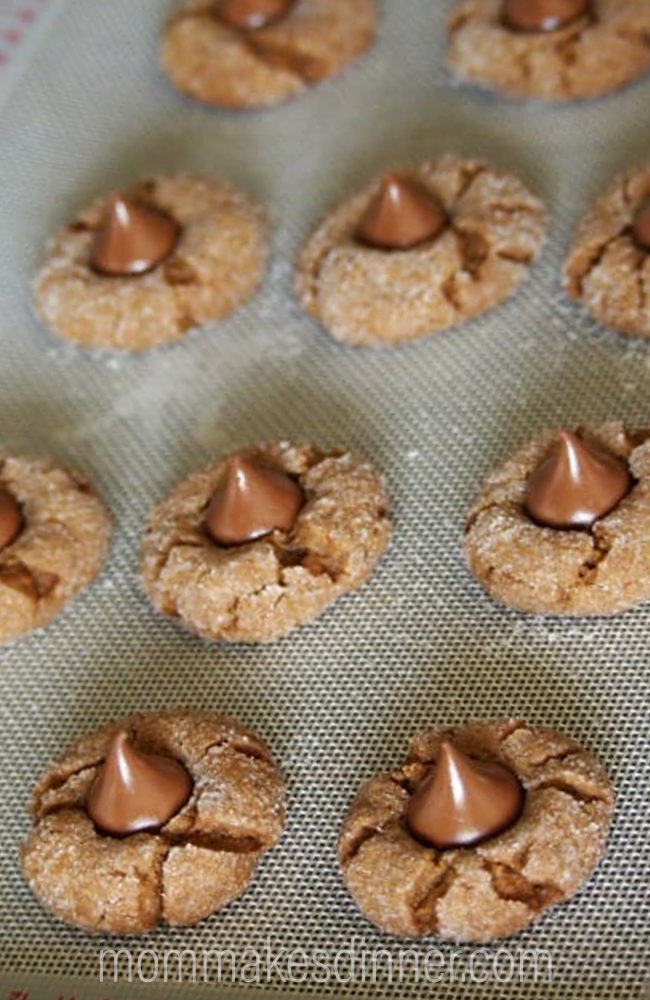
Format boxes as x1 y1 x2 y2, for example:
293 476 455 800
0 0 649 997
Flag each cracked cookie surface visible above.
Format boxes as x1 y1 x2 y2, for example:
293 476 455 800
464 422 650 615
140 442 391 643
447 0 650 101
564 164 650 337
0 456 111 645
21 710 285 934
339 719 612 942
295 156 546 347
160 0 377 110
34 174 267 351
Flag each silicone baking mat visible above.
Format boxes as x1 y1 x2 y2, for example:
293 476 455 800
0 0 649 997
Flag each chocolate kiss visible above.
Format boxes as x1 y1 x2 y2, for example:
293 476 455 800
90 195 180 278
356 174 447 252
217 0 295 30
86 731 193 836
407 742 525 850
525 430 632 530
205 455 304 547
502 0 590 32
633 198 650 252
0 490 23 551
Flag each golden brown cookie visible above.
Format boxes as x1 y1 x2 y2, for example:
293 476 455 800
140 441 390 643
296 156 546 347
564 164 650 338
21 710 285 934
34 174 267 351
160 0 377 110
0 455 111 645
464 422 650 615
447 0 650 102
339 719 613 943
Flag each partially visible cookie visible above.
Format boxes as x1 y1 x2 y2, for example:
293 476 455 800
140 441 390 643
339 719 613 942
464 422 650 615
21 709 285 934
160 0 377 110
447 0 650 102
0 456 111 644
296 156 546 347
564 164 650 338
34 174 267 351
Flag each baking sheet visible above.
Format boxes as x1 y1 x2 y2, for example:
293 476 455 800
0 0 649 996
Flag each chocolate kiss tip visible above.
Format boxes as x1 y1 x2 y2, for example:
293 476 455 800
205 455 304 547
525 429 632 530
86 730 192 837
217 0 294 30
502 0 589 33
0 490 23 551
406 740 524 851
90 194 180 278
633 198 650 251
356 173 447 252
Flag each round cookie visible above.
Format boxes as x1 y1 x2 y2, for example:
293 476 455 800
21 709 285 934
464 422 650 615
140 441 390 643
339 719 613 943
34 174 267 351
0 455 111 645
296 155 546 347
564 164 650 338
447 0 650 102
160 0 377 110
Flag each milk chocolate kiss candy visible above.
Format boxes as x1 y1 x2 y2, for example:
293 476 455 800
217 0 295 29
356 174 447 252
503 0 589 32
205 456 304 546
525 430 632 530
0 491 23 551
407 742 525 850
632 198 650 251
86 731 193 836
90 195 180 278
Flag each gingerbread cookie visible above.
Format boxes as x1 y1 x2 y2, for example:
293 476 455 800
464 422 650 616
21 710 285 934
34 174 267 351
447 0 650 102
140 442 390 643
296 156 546 347
339 719 613 942
160 0 377 110
564 164 650 338
0 456 111 645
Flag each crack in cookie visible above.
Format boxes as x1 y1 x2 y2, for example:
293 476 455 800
412 866 457 934
482 860 562 911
